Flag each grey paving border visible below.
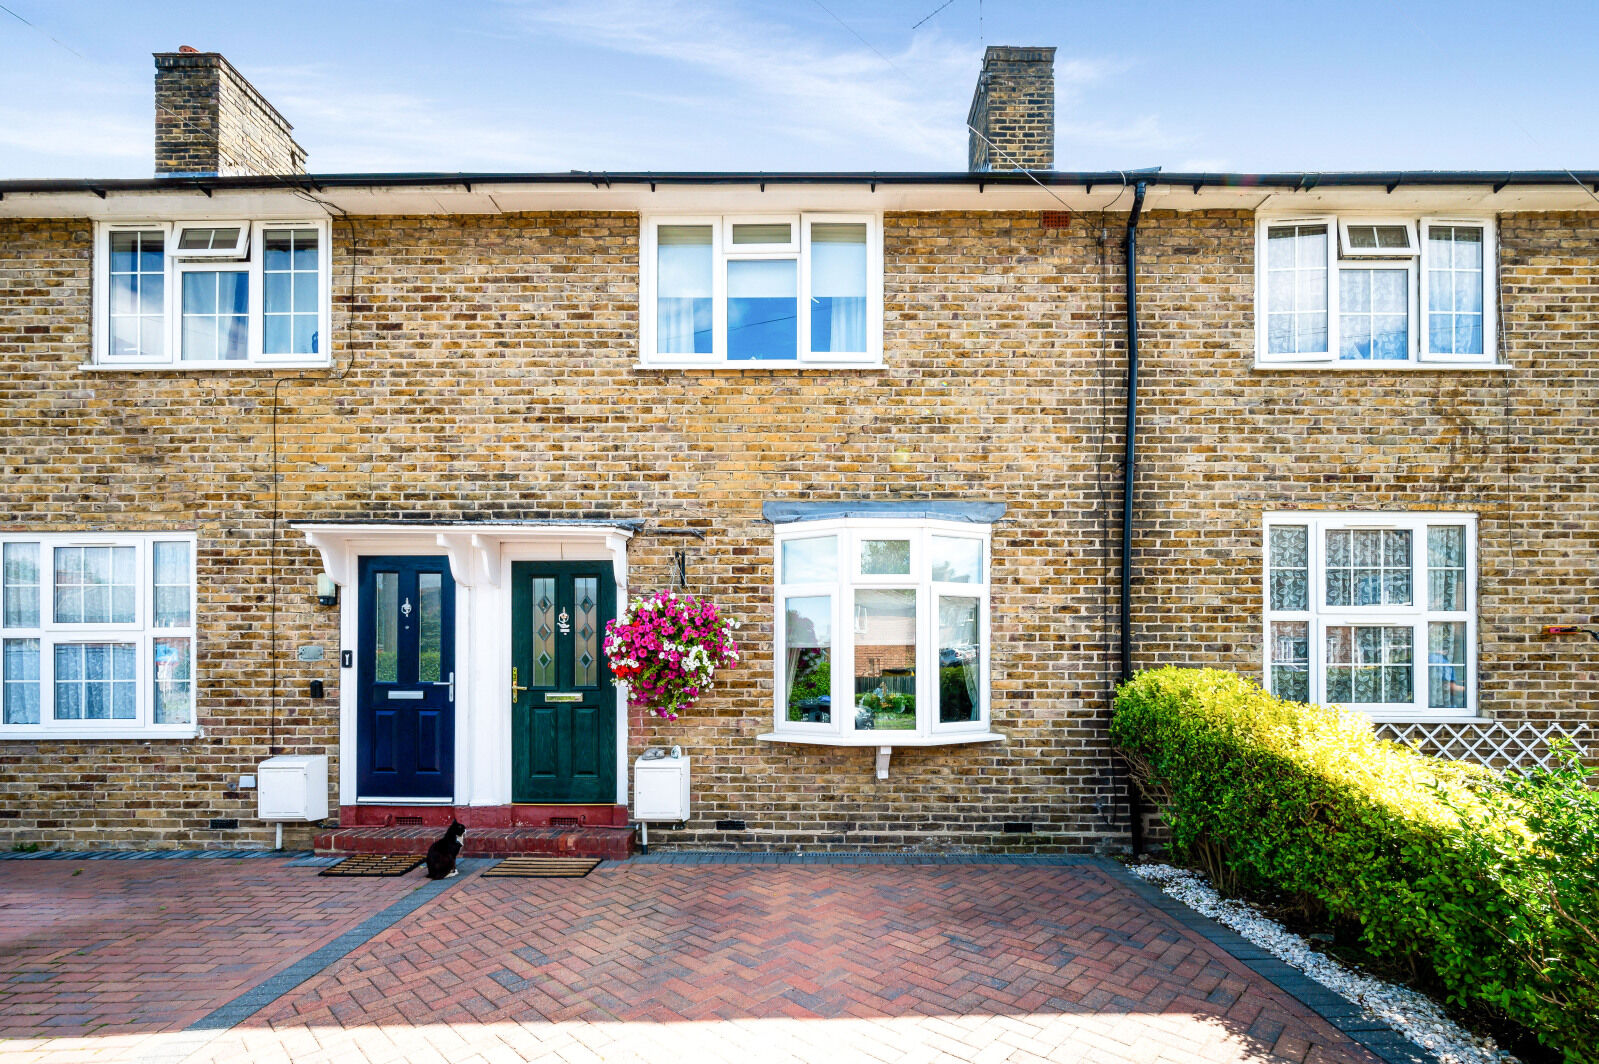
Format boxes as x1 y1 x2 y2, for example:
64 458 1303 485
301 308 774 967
184 857 490 1032
631 851 1106 864
1093 858 1443 1064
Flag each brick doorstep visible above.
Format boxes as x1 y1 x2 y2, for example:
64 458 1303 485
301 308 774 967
313 824 635 859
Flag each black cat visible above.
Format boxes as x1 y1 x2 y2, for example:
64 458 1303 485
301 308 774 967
424 820 466 879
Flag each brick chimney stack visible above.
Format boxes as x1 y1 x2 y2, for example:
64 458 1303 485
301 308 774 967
154 47 306 177
967 46 1056 172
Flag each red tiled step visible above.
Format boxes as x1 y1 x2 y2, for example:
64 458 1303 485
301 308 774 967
313 824 634 860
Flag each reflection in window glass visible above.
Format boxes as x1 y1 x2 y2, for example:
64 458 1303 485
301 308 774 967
263 228 320 355
1428 621 1468 709
418 573 442 683
1326 625 1412 704
54 546 136 624
374 572 398 682
54 642 137 720
4 542 40 628
1269 621 1309 702
727 259 797 361
109 231 166 359
938 596 980 723
3 638 39 724
853 589 916 731
930 537 981 583
784 595 831 723
810 222 867 354
657 225 713 354
153 636 192 724
181 270 249 361
782 536 836 583
860 539 911 576
153 542 190 628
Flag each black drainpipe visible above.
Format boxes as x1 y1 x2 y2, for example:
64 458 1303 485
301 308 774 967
1119 180 1148 854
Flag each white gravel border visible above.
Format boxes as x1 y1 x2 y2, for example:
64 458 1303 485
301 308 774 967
1127 862 1518 1064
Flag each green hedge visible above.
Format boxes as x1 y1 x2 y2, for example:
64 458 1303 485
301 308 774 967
1111 667 1599 1062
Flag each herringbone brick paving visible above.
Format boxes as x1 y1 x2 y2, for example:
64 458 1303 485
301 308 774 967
1 859 1389 1063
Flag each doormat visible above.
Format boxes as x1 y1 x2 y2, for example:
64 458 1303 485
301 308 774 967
318 854 425 878
481 857 600 879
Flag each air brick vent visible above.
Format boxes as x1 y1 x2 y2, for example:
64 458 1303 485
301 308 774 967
715 819 747 832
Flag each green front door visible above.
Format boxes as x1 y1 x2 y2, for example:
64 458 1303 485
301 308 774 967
511 561 617 803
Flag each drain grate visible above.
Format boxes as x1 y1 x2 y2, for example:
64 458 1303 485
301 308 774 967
318 854 424 877
481 857 600 879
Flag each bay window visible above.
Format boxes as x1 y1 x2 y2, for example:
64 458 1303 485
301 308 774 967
0 533 197 738
95 220 330 368
1257 216 1496 366
642 214 881 367
770 519 991 742
1263 513 1475 718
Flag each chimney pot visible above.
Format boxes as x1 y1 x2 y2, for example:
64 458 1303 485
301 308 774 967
178 45 199 54
967 45 1055 173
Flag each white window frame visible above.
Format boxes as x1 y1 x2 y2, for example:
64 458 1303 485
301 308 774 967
171 221 251 260
93 219 332 369
1337 218 1418 258
1336 258 1418 363
1256 214 1497 368
770 518 992 744
640 213 883 369
1262 512 1477 721
0 532 199 739
1419 218 1497 365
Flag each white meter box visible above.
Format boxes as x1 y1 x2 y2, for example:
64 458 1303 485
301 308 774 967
257 755 329 821
633 748 690 822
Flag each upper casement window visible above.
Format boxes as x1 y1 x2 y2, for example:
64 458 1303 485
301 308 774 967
0 532 198 739
640 214 883 368
1263 513 1475 720
93 220 331 369
769 518 992 744
1256 216 1496 367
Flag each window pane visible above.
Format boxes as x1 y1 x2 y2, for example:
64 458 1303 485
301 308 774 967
54 546 136 624
1427 526 1467 611
152 542 190 627
1325 528 1411 607
931 536 982 583
263 228 320 355
781 536 836 583
1326 625 1412 705
374 572 398 682
1428 622 1468 709
860 539 911 576
153 636 192 724
55 643 137 721
4 542 40 628
727 259 797 361
1265 225 1328 355
657 225 713 355
3 638 40 724
417 572 442 683
1427 226 1485 356
938 596 981 724
1339 269 1408 361
732 222 792 244
531 576 555 687
182 270 249 361
1267 526 1308 610
1269 621 1310 702
853 589 915 731
810 223 867 354
108 231 165 360
573 576 598 687
784 595 831 724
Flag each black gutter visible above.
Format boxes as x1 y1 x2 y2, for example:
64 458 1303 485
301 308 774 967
3 169 1599 196
1120 180 1148 855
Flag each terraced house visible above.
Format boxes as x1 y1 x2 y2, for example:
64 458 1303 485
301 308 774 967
0 45 1594 855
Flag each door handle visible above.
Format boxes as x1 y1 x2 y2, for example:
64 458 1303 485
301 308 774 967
511 666 527 703
434 670 455 703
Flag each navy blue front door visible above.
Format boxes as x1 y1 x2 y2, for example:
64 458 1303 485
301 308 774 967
357 556 456 799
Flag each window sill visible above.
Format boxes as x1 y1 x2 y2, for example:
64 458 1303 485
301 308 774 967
1253 360 1508 372
80 361 333 374
0 728 202 741
634 361 885 372
1361 712 1485 724
756 731 1004 748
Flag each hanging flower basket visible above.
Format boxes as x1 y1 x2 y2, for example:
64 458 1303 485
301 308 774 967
604 590 741 721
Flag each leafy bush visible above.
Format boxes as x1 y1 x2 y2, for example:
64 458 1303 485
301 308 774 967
1111 667 1599 1062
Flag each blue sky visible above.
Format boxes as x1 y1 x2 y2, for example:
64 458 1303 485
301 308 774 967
3 0 1597 179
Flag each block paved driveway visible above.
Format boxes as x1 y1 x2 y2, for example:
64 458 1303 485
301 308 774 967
0 855 1392 1064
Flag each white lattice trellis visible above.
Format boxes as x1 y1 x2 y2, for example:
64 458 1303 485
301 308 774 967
1373 720 1589 771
